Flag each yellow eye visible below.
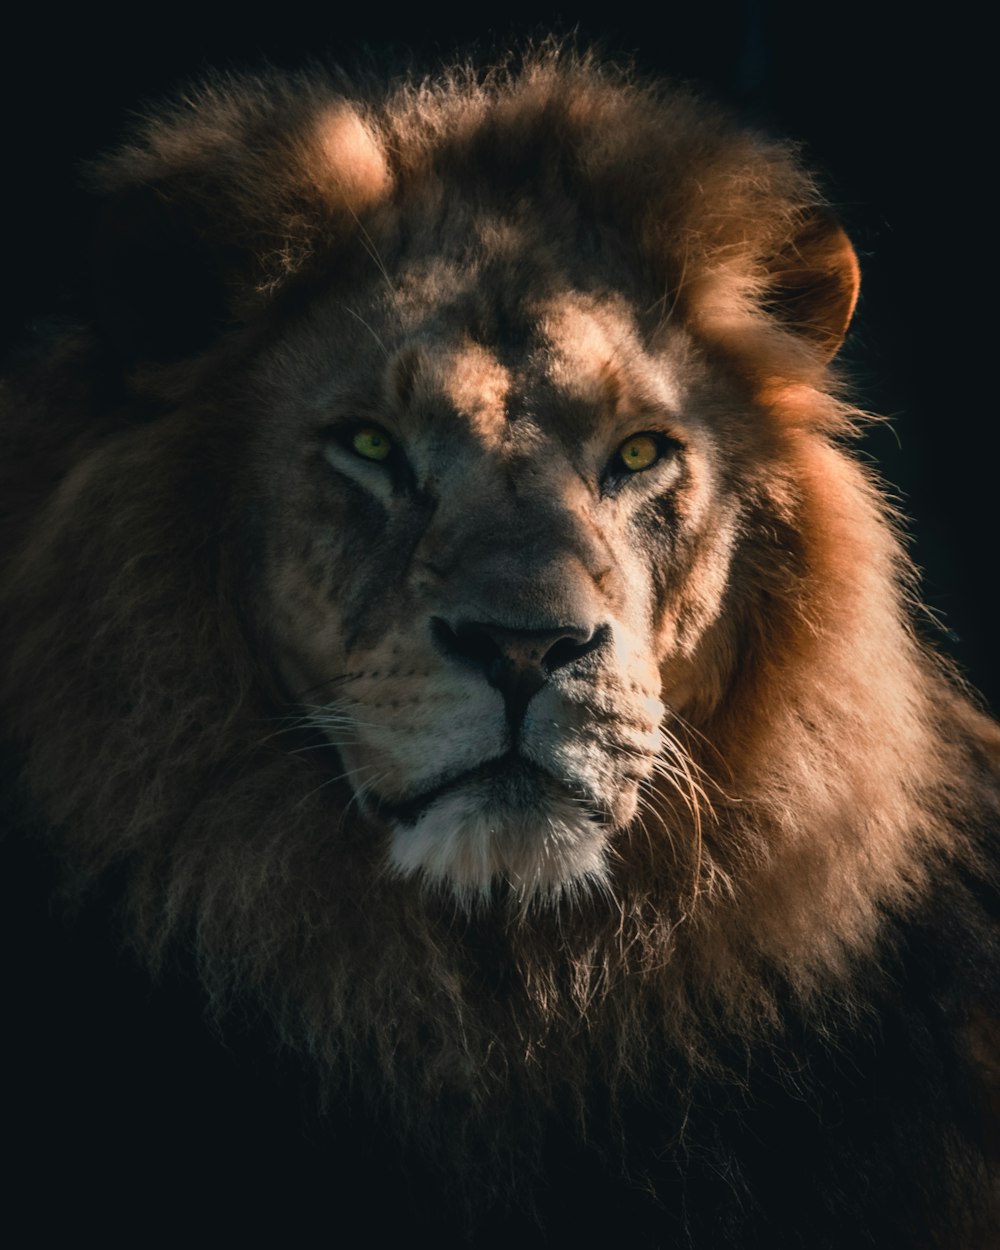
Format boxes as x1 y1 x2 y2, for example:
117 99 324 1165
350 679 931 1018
351 427 392 462
618 434 659 472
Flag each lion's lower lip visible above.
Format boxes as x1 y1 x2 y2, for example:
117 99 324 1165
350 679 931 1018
379 754 595 827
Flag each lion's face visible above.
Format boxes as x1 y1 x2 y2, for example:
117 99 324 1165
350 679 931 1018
250 235 745 899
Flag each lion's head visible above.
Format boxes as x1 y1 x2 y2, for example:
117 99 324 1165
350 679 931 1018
59 54 865 911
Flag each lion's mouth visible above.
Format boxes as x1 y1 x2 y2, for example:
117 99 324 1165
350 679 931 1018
379 752 605 828
381 749 616 896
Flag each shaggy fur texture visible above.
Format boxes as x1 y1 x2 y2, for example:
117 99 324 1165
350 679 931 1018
2 49 999 1246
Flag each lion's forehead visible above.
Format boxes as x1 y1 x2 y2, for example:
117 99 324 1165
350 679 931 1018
411 299 681 421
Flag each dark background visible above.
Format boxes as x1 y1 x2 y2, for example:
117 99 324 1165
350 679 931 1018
4 1 994 709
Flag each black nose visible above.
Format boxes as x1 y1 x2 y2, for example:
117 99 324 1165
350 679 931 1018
431 617 608 729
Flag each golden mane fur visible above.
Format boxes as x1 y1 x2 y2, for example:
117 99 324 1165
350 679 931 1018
2 48 998 1245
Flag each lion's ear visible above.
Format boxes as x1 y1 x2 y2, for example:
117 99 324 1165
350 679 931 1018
765 209 860 360
89 89 392 368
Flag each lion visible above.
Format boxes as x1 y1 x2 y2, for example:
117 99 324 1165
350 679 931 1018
2 49 998 1246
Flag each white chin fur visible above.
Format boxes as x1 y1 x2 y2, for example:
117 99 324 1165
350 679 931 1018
387 785 610 905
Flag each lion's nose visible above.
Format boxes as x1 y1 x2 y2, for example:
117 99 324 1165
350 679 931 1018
431 617 608 729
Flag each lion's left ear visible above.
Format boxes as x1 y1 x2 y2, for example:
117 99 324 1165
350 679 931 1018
765 209 860 360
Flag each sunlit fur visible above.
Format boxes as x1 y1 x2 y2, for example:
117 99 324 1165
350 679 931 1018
1 47 998 1245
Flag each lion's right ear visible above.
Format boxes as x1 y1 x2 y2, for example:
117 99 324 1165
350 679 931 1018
88 83 392 367
764 208 861 362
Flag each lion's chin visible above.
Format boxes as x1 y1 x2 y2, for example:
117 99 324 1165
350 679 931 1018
384 760 613 903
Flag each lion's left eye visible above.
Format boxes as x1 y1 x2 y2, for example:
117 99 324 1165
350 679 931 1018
601 431 682 497
617 434 660 472
351 427 393 462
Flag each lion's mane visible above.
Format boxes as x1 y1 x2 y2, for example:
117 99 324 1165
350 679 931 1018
2 49 999 1247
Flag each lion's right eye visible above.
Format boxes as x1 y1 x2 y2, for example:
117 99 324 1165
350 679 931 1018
351 426 393 462
322 423 414 498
